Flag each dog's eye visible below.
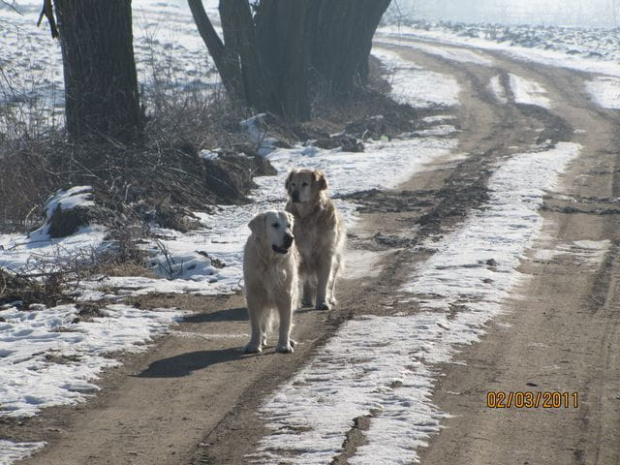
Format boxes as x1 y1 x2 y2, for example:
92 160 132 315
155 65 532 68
291 183 296 187
302 182 309 187
272 223 280 228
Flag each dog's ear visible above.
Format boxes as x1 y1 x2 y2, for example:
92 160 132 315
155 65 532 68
313 170 328 191
285 169 297 193
285 211 295 227
248 213 265 235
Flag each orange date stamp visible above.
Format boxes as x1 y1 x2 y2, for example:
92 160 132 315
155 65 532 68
486 391 579 409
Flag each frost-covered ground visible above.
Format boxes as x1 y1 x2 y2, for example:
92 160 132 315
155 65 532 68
1 4 619 464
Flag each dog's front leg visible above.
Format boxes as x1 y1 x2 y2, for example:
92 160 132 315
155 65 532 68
275 300 294 353
245 303 264 353
315 257 333 310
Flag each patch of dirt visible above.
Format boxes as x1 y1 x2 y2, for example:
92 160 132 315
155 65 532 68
342 189 435 214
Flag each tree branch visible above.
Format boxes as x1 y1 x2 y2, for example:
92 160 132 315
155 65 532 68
187 0 244 103
187 0 224 65
37 0 59 38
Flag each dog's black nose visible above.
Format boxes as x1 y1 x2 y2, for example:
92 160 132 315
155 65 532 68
292 192 300 203
283 233 294 247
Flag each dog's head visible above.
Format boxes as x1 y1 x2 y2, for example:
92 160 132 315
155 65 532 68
285 168 328 204
248 210 295 255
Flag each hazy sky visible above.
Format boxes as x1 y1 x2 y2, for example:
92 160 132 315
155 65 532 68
393 0 620 27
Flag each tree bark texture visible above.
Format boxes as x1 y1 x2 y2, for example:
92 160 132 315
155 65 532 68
255 0 312 120
219 0 276 113
306 0 392 92
188 0 243 103
54 0 143 143
189 0 391 121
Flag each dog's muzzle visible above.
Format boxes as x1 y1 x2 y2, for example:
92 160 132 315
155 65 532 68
272 233 294 254
291 192 300 203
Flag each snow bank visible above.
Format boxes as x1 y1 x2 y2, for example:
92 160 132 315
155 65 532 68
586 76 620 109
28 186 95 241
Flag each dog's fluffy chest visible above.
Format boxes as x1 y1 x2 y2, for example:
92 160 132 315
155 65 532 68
294 224 318 258
262 257 292 288
294 211 338 259
248 251 297 303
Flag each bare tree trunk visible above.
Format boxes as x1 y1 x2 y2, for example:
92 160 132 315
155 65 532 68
54 0 143 144
188 0 391 121
219 0 274 113
187 0 243 104
307 0 391 93
255 0 312 120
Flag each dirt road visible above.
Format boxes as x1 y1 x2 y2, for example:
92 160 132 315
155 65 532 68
11 37 620 464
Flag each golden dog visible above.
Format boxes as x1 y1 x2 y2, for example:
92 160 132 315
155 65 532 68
243 210 299 353
285 169 344 310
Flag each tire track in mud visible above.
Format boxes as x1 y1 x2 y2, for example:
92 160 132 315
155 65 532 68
382 37 620 465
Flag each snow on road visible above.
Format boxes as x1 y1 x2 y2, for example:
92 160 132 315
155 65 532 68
532 239 611 268
252 142 580 464
0 441 45 465
0 37 458 463
489 73 552 108
508 73 552 108
0 305 182 418
384 40 495 67
372 48 461 108
586 76 620 109
489 75 509 104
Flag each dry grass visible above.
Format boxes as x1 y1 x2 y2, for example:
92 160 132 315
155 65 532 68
0 268 73 309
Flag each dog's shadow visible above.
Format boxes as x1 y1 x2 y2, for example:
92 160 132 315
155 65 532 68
136 347 245 378
183 306 248 323
137 307 250 378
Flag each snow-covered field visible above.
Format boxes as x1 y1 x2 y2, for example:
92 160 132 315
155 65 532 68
0 0 220 134
1 3 620 463
377 22 620 109
381 21 620 63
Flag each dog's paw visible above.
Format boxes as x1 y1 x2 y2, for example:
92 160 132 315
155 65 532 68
244 343 262 354
276 343 294 354
316 301 331 310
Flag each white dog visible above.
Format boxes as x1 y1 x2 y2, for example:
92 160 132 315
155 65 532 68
243 210 299 353
285 169 345 310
